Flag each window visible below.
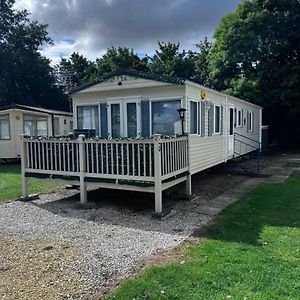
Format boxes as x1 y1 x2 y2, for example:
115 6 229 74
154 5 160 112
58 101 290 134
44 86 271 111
249 111 253 132
190 101 198 134
77 105 99 135
152 100 181 135
237 109 242 127
0 114 10 140
214 105 221 133
126 102 137 137
24 114 48 136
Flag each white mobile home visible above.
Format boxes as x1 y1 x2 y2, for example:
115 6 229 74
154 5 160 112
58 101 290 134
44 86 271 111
0 104 73 159
20 69 262 213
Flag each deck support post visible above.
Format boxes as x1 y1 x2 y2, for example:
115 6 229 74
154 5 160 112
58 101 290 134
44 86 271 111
153 134 162 214
78 134 87 204
185 173 192 196
20 134 29 198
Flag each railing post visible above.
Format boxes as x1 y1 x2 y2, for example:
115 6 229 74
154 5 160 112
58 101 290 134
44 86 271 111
153 134 162 214
185 137 192 196
78 134 87 204
20 135 28 198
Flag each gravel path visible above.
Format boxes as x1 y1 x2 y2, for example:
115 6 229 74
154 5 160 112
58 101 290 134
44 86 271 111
0 188 211 299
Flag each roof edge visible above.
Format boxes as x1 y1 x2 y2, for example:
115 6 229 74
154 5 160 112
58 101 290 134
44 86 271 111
70 68 185 94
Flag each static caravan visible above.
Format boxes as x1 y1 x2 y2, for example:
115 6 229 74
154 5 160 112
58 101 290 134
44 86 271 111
0 104 73 159
20 69 262 213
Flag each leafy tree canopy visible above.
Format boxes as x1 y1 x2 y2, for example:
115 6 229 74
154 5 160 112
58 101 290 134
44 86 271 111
56 52 97 92
147 42 195 79
0 0 68 110
210 0 300 110
96 47 149 76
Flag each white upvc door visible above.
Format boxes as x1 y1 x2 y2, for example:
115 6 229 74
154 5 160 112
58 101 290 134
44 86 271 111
107 99 141 138
228 104 235 157
123 99 141 138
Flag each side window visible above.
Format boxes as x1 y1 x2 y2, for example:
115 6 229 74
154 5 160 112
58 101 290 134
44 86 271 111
0 114 10 140
237 109 242 127
214 105 221 133
24 114 48 136
249 112 253 132
190 100 198 134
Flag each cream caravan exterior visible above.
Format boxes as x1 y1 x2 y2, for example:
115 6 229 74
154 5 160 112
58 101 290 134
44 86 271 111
0 104 73 159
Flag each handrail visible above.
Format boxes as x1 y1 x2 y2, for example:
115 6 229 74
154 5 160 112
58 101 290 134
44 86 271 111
234 138 260 150
234 132 261 147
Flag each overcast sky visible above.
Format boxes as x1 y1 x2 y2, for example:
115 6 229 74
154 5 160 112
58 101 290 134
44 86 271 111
15 0 241 64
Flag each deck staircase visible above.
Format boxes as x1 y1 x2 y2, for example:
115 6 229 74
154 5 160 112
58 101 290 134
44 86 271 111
226 133 261 175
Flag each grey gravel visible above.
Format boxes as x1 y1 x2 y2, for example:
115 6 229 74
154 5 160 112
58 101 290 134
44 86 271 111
0 188 211 298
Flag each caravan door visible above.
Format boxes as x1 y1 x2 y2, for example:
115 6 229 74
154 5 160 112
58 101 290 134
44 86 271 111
107 98 141 138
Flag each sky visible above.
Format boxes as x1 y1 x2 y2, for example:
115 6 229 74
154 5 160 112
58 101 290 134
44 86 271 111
15 0 242 65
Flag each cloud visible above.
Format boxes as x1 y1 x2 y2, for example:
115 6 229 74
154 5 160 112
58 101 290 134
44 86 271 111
15 0 241 64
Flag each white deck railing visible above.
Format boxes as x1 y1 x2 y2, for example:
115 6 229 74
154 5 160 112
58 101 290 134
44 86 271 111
21 134 189 182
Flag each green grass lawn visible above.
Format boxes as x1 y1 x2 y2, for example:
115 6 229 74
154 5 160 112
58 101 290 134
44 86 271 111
106 173 300 300
0 164 63 202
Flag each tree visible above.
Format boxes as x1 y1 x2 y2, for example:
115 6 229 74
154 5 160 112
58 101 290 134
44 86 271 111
210 0 300 145
192 37 212 86
96 47 149 76
56 52 97 92
148 42 195 79
0 0 68 110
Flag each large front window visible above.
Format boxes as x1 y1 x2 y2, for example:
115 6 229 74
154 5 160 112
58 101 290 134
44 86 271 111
77 105 99 135
0 114 10 140
24 114 48 136
151 100 181 135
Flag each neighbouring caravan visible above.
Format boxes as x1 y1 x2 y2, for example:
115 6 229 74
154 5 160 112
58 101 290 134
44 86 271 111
0 104 73 159
20 69 262 213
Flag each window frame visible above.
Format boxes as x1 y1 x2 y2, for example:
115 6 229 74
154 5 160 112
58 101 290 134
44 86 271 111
237 109 242 127
0 114 11 140
189 99 199 135
214 105 221 134
249 111 254 132
76 104 100 136
149 97 183 136
23 114 48 137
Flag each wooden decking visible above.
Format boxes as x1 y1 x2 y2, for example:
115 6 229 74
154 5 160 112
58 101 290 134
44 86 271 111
20 134 191 213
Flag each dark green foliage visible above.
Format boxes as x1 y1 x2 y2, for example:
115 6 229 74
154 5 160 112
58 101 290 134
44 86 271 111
147 42 196 79
96 47 149 76
0 0 69 110
210 0 300 145
56 52 97 91
106 173 300 299
192 37 212 86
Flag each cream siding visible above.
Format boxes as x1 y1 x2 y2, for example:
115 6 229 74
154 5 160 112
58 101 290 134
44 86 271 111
72 83 185 130
186 84 262 175
0 109 72 159
186 85 227 174
71 75 262 177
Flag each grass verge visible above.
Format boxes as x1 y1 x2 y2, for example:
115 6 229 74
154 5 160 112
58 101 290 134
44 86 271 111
0 164 62 202
106 173 300 300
